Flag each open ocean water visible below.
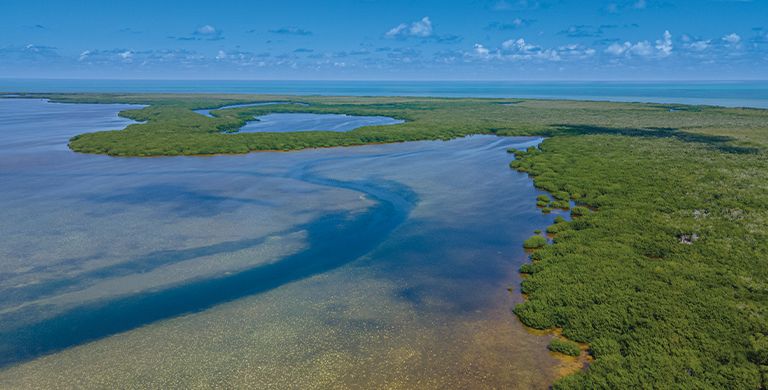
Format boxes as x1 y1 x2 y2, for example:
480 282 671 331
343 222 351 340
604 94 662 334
2 79 767 108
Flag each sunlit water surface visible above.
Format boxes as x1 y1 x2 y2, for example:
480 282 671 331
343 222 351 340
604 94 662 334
0 98 568 388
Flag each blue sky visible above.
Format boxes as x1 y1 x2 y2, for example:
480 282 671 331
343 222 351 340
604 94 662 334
1 0 766 80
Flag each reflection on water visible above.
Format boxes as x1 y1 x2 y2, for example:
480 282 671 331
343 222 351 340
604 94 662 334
0 98 566 388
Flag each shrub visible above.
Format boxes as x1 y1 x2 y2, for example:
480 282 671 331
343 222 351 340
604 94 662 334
513 301 555 329
548 338 581 356
519 263 536 274
749 334 768 365
519 262 543 274
551 200 571 210
537 194 552 202
547 223 570 234
571 206 590 217
523 235 548 249
589 337 622 359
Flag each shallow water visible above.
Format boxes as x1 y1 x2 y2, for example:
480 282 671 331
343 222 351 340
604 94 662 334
0 98 567 388
237 113 404 133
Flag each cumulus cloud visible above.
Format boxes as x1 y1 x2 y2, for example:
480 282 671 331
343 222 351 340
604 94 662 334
655 30 673 57
193 25 223 40
77 49 205 66
605 30 673 58
384 17 459 43
170 25 224 41
687 40 711 51
722 33 741 45
196 25 216 35
118 50 134 62
470 38 594 62
474 43 491 57
386 17 433 38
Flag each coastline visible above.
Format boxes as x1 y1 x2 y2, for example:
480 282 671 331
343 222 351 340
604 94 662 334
1 92 766 387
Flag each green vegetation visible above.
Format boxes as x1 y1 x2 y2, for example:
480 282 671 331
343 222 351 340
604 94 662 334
546 221 571 234
548 338 582 357
9 92 768 388
8 92 764 158
570 206 589 217
523 235 548 249
513 134 768 388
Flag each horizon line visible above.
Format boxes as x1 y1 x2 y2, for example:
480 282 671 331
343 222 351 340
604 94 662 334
2 78 768 83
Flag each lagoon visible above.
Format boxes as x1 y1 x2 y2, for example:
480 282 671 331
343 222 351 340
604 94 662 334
236 113 404 133
0 98 568 388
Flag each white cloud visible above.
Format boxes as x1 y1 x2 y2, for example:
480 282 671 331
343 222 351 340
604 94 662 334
474 43 491 57
174 24 224 41
655 30 673 57
502 38 535 51
722 33 741 45
386 17 433 38
606 41 651 56
606 31 673 58
469 38 593 62
118 50 133 61
688 40 710 51
196 25 217 35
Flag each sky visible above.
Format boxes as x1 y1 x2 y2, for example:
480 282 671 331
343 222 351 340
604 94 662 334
1 0 766 80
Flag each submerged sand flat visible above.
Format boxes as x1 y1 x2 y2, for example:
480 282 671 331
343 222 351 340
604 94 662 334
0 99 567 388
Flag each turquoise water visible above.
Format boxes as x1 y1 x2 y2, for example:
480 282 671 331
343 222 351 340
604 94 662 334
2 79 768 108
0 98 569 387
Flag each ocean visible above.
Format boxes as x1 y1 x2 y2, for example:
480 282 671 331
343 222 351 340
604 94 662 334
1 79 767 108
